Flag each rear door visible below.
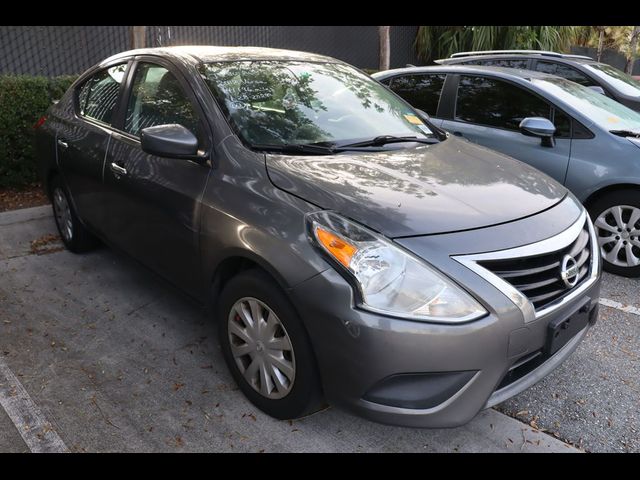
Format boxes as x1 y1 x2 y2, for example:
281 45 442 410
56 62 129 233
384 73 447 126
102 57 212 294
439 74 572 184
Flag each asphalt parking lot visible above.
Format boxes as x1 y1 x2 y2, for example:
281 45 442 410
1 206 638 453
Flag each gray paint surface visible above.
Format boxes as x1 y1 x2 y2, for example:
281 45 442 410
34 47 602 428
0 206 579 452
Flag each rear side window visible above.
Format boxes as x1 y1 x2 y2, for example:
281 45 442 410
388 74 446 116
455 75 569 137
78 64 127 124
535 61 596 87
461 59 529 69
124 63 200 137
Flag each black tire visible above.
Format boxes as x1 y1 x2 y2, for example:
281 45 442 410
588 189 640 278
217 268 324 419
50 175 98 253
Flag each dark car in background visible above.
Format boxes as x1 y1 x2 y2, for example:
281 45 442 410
435 50 640 112
374 64 640 277
35 46 600 428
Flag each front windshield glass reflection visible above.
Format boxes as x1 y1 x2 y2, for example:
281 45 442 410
199 61 435 148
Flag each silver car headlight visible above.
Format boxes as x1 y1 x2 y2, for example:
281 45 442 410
307 211 487 323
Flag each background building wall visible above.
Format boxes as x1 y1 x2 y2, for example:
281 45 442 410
0 26 420 76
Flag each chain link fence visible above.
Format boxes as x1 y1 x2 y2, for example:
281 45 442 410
1 26 419 77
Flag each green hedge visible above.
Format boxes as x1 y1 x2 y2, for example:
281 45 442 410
0 75 77 188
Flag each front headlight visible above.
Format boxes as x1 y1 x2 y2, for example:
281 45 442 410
307 211 487 323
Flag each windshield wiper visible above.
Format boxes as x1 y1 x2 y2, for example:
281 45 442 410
336 135 439 149
610 129 640 138
252 143 337 155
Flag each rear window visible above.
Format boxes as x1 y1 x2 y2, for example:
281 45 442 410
77 64 127 124
388 74 446 116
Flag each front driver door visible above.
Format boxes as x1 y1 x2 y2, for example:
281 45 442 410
440 74 572 184
103 59 212 295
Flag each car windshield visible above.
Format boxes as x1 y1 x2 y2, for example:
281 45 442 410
582 62 640 98
532 76 640 134
199 60 436 149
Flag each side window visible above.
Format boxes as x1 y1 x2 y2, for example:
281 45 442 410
485 59 530 69
124 63 200 137
78 63 127 124
388 74 446 116
535 61 596 87
553 109 571 138
455 75 552 131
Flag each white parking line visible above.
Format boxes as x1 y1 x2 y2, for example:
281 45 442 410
599 298 640 316
0 357 68 453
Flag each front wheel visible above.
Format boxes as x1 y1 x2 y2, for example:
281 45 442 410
589 189 640 277
217 269 324 419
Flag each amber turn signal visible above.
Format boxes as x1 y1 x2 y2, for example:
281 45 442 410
315 226 358 268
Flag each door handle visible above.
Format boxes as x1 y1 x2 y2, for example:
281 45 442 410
110 162 127 176
57 139 68 149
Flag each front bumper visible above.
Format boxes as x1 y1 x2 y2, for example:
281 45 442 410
291 268 599 428
289 197 602 428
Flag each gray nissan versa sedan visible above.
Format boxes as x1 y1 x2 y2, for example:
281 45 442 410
35 47 601 428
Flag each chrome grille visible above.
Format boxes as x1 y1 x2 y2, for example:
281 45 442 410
477 219 591 311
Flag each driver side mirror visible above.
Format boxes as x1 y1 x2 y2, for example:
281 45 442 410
519 117 556 148
588 85 606 95
141 124 200 159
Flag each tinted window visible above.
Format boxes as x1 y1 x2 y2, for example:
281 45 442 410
78 64 127 124
535 61 596 87
460 59 529 69
389 74 446 116
482 59 530 69
124 63 199 137
553 109 571 137
456 75 553 131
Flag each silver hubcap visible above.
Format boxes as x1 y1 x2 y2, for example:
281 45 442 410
595 205 640 268
228 297 295 399
53 187 73 242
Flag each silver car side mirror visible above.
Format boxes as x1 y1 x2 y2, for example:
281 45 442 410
588 85 606 95
519 117 556 148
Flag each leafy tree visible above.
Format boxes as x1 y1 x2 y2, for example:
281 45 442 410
415 26 578 63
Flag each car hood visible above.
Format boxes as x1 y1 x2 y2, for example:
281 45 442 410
265 137 567 238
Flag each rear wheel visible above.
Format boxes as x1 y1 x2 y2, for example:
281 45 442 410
589 189 640 277
217 269 324 419
50 176 97 253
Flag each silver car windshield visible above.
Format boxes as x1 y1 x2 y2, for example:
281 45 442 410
532 76 640 134
199 61 435 148
582 63 640 98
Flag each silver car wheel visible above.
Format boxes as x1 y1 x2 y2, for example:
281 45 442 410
595 205 640 268
53 187 73 243
228 297 296 399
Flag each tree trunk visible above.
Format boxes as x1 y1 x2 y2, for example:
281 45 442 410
131 26 147 49
379 26 391 71
627 26 640 75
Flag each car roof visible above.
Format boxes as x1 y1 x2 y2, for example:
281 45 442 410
100 46 343 67
436 53 598 66
372 64 562 82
